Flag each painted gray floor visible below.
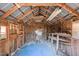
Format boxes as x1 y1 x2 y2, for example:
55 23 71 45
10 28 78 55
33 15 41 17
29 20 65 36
14 40 64 56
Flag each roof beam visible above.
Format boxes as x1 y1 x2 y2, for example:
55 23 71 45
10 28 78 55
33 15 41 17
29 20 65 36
14 3 21 8
1 4 23 19
20 3 57 6
1 6 18 19
14 3 25 15
0 10 17 19
16 7 38 20
57 3 79 17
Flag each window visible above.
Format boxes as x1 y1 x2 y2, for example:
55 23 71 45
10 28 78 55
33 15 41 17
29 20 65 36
0 26 6 40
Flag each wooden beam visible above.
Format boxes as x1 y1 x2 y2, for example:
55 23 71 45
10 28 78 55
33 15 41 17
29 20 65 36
56 34 59 51
41 7 51 13
0 10 17 19
33 11 39 16
57 3 79 17
17 7 38 20
20 3 57 6
17 7 48 21
14 3 25 15
14 3 21 8
1 6 18 19
39 12 48 17
1 4 23 19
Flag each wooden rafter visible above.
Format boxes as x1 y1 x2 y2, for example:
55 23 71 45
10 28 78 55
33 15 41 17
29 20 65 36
14 3 21 8
57 3 79 17
0 10 17 19
16 7 38 20
14 3 25 15
1 6 19 19
1 4 23 19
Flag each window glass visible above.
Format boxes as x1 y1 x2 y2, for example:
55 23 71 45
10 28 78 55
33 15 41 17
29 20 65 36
1 26 6 33
0 26 6 40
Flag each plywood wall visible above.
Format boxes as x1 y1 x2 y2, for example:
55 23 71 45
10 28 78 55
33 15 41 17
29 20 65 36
0 20 25 56
49 20 72 34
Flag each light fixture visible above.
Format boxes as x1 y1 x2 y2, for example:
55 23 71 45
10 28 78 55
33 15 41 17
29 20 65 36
47 7 62 21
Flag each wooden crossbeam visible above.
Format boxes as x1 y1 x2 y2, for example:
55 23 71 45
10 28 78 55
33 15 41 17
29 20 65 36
20 3 57 6
57 3 79 17
39 12 48 17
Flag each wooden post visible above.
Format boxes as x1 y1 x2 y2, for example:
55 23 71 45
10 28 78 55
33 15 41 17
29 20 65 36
51 33 54 44
56 34 59 53
5 21 10 55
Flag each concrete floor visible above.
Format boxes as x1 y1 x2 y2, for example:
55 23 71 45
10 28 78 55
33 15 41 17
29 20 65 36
14 40 58 56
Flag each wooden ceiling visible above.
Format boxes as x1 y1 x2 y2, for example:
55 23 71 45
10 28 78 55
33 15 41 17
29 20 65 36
0 3 79 24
